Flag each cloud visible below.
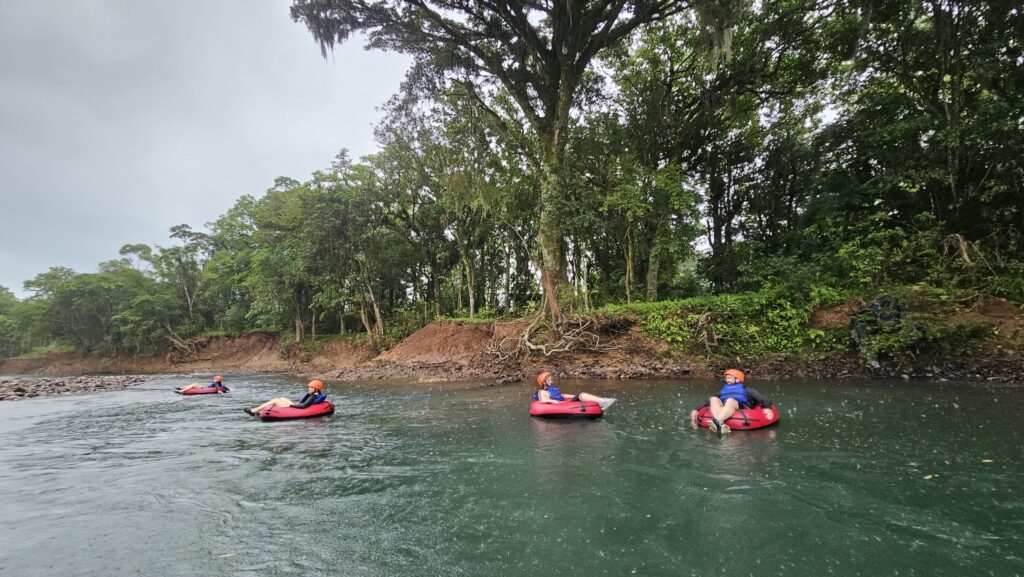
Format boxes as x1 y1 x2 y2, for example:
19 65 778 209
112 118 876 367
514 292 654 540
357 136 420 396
0 0 410 297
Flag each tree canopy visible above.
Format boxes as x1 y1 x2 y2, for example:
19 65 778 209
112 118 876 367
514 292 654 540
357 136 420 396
1 0 1020 359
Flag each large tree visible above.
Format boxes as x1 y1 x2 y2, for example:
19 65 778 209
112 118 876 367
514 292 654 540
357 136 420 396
291 0 687 321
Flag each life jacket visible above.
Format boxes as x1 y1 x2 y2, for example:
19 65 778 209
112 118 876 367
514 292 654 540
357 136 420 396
298 392 328 404
717 383 748 404
212 382 229 392
532 385 565 402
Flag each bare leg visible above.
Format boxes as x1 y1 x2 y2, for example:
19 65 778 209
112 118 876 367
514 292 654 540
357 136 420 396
711 398 740 422
248 397 294 413
577 391 617 410
708 397 724 418
177 383 201 392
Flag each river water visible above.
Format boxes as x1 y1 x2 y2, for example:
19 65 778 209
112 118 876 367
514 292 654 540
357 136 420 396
0 375 1021 577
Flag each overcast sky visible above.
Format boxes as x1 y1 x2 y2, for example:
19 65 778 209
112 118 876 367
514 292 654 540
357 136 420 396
0 1 410 298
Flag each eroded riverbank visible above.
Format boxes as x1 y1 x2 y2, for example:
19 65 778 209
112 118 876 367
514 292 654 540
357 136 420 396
3 311 1023 395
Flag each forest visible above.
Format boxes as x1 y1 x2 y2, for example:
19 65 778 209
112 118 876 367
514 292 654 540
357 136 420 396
1 0 1021 364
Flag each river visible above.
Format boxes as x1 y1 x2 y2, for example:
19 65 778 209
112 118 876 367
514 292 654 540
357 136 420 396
0 374 1020 576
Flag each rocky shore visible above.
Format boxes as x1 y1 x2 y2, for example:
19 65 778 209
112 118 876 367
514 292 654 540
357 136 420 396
0 375 151 401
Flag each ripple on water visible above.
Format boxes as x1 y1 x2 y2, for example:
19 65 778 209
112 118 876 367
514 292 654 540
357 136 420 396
0 376 1023 577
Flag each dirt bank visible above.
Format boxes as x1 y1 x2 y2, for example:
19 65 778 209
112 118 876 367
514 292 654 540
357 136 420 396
2 298 1022 393
0 333 377 377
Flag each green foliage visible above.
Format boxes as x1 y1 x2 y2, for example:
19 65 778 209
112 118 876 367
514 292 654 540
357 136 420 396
925 322 995 355
0 316 19 359
5 0 1023 360
604 289 816 358
385 307 429 346
986 262 1024 304
826 213 945 289
851 288 999 361
7 342 74 360
111 290 184 355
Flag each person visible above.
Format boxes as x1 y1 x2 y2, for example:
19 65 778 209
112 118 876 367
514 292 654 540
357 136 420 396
244 380 327 416
690 368 773 434
176 375 229 393
534 371 617 410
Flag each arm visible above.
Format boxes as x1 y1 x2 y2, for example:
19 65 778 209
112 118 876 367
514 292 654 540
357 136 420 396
745 387 771 408
538 390 558 404
290 393 315 409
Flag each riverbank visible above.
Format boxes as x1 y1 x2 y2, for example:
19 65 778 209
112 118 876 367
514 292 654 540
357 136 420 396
2 299 1023 402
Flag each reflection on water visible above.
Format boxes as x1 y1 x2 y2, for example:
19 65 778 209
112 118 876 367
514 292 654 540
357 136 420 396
0 376 1021 577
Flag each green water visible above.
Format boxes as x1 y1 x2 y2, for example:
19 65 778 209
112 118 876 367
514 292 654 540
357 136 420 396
0 375 1021 576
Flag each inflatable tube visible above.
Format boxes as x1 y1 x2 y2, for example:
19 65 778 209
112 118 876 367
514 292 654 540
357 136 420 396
695 404 779 430
177 386 226 395
529 400 603 419
260 400 334 421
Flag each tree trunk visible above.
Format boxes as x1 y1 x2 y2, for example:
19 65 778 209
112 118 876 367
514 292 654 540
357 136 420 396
466 258 476 318
358 297 373 336
457 263 464 312
538 163 568 322
624 227 634 304
580 252 591 311
646 252 659 302
503 244 511 315
646 222 666 301
368 289 385 339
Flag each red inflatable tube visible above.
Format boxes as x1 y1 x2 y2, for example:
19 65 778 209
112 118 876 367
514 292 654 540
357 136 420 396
694 404 779 430
260 400 335 421
529 400 603 419
178 386 226 395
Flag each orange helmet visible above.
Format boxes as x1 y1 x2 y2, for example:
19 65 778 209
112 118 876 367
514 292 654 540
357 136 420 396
536 371 552 387
308 379 324 391
213 375 223 383
723 369 745 383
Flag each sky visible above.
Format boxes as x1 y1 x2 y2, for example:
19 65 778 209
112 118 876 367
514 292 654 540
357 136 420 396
0 1 410 298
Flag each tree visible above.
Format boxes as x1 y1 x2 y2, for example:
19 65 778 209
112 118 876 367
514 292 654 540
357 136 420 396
48 270 153 354
0 285 16 316
23 266 77 300
202 195 259 332
291 0 687 321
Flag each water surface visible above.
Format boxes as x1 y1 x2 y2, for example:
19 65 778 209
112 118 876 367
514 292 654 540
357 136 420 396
0 375 1020 576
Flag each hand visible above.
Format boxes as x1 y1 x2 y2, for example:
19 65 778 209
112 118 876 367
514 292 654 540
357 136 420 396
764 408 773 421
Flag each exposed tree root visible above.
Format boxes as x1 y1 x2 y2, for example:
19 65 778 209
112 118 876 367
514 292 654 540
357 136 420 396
486 314 634 359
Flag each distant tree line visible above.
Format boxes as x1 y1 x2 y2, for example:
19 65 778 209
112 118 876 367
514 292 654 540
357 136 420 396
1 0 1020 358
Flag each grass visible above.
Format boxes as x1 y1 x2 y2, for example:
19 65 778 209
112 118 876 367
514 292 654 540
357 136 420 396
11 342 75 359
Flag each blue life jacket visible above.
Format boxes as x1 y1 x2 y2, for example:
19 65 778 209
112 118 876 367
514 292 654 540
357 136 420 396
211 382 229 392
532 385 565 402
717 383 748 404
297 392 328 404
